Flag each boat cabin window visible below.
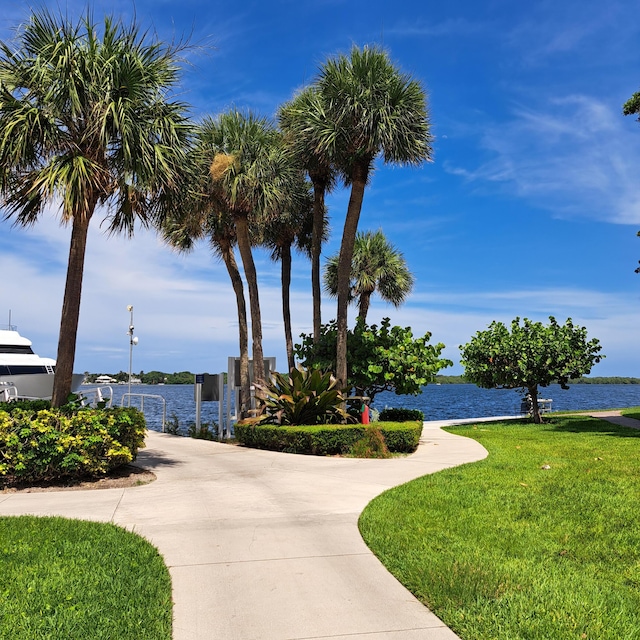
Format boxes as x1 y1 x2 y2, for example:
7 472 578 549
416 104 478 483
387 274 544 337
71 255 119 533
0 345 35 354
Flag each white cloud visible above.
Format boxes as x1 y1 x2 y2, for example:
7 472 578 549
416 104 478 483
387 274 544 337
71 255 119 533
387 18 486 38
446 95 640 224
5 207 636 377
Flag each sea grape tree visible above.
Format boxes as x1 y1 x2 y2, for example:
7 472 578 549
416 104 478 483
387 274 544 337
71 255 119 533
459 317 604 423
295 318 451 402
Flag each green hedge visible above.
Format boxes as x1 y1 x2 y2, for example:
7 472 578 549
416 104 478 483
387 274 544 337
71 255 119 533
379 407 425 422
234 420 422 455
0 405 146 486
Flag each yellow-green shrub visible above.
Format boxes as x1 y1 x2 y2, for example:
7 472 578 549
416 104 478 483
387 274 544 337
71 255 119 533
0 406 146 485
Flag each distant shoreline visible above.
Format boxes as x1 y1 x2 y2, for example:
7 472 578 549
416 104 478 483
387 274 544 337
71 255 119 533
83 373 640 386
434 375 640 385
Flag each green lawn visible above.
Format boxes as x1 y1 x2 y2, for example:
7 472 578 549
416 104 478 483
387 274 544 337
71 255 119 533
359 415 640 640
621 407 640 421
0 516 172 640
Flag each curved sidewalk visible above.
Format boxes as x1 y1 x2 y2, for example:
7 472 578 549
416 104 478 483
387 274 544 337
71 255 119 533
0 421 492 640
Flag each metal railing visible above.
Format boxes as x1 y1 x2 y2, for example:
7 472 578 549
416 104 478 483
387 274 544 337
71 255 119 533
0 383 18 402
79 386 113 408
120 393 167 432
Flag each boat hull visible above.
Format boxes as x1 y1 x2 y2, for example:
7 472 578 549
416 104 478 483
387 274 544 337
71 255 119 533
0 373 84 400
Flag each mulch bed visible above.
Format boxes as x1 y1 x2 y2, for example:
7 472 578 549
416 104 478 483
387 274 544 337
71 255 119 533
0 465 156 494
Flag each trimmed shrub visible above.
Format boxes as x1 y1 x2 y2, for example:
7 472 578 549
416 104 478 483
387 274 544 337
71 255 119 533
0 406 146 486
379 407 424 422
378 421 423 452
234 420 422 456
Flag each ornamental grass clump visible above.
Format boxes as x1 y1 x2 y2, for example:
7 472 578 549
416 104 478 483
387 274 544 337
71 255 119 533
348 427 391 458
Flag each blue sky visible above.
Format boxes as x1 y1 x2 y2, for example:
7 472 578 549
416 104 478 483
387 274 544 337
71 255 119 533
1 0 639 377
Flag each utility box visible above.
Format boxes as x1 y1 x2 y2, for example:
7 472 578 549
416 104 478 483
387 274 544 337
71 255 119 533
194 373 220 402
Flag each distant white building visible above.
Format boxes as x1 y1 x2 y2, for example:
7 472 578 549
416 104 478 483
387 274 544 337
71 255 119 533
95 375 117 384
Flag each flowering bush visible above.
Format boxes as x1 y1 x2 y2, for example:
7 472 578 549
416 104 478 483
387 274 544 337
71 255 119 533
0 404 146 486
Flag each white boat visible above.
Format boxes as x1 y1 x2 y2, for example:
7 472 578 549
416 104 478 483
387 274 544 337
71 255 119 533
0 327 84 400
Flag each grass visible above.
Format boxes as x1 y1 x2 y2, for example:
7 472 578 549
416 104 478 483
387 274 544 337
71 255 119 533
0 516 172 640
621 407 640 421
359 415 640 640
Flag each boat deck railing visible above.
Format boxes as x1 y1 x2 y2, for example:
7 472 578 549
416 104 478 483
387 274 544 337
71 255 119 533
0 382 18 402
120 393 167 432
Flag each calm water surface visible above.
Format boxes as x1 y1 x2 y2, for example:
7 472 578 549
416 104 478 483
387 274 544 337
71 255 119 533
86 382 640 432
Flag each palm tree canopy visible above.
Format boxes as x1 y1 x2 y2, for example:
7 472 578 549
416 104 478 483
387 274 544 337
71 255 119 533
206 110 296 218
259 178 315 261
278 86 337 190
160 121 241 258
0 8 192 232
324 229 414 308
316 44 433 181
0 8 192 406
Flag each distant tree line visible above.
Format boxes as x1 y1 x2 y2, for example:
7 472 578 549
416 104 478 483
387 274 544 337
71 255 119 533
436 375 639 385
85 371 196 385
85 371 637 387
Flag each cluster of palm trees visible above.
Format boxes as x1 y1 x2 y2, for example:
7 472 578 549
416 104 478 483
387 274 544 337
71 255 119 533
0 9 432 410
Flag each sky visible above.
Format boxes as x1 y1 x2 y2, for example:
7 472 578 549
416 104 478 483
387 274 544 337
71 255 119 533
1 0 639 378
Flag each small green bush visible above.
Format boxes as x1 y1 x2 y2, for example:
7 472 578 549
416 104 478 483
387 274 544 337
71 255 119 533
379 407 424 422
0 399 50 414
188 422 218 440
234 420 422 456
0 405 146 486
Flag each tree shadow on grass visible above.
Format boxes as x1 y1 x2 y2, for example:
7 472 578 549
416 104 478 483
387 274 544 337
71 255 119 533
542 415 640 439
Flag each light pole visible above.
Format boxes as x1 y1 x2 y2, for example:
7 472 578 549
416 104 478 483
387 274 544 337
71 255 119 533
127 305 138 399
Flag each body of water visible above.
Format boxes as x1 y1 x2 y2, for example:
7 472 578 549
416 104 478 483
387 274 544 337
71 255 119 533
84 382 640 433
373 384 640 420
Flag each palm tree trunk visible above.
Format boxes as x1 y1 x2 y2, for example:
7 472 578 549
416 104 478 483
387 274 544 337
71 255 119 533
219 239 251 418
336 161 369 390
234 213 265 395
357 290 372 323
281 243 295 372
51 211 94 407
311 180 326 343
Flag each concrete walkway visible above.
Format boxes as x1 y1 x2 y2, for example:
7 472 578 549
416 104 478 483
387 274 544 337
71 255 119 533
587 410 640 430
0 419 501 640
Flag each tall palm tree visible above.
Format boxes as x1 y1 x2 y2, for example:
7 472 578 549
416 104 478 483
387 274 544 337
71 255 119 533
207 110 300 391
315 45 433 388
0 9 191 406
159 129 252 415
278 87 337 343
324 229 414 323
260 179 314 372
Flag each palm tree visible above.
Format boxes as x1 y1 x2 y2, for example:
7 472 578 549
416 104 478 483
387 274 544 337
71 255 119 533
324 229 414 323
315 45 433 389
0 9 191 406
278 87 337 343
159 129 252 415
207 110 300 391
260 179 314 372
